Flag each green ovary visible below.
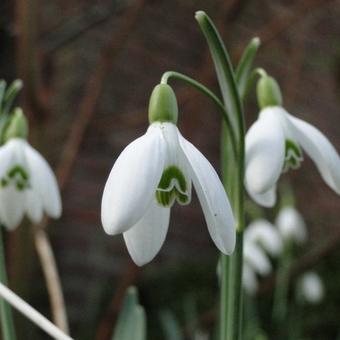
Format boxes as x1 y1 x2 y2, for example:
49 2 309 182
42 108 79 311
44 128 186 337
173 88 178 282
156 165 190 207
0 165 30 191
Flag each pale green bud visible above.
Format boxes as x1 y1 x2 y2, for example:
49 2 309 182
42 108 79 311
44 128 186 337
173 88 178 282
257 73 282 109
3 108 28 142
148 84 178 124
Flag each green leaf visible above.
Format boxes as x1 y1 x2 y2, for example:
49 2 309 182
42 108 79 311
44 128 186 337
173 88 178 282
111 286 146 340
160 310 183 340
0 80 6 111
195 11 243 139
2 80 23 116
235 37 260 100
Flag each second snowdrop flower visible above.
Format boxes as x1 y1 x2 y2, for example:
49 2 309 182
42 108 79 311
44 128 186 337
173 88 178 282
0 110 62 229
245 71 340 207
101 84 236 265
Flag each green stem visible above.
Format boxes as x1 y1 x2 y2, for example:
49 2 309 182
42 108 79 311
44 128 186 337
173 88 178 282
272 241 292 339
0 227 16 340
195 11 245 340
160 71 237 155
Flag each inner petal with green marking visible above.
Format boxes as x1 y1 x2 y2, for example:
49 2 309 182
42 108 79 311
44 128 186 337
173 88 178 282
0 165 30 191
283 139 303 173
156 165 190 207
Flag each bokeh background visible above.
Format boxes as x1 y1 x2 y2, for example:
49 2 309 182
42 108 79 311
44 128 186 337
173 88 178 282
0 0 340 339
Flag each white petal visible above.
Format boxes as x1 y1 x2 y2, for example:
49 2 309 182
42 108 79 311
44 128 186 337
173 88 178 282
0 142 15 178
24 142 61 218
287 114 340 194
179 135 235 255
245 219 283 256
0 186 25 230
123 200 170 266
245 107 285 201
101 127 165 234
244 242 271 275
247 184 277 208
275 207 306 244
25 189 43 224
243 263 258 295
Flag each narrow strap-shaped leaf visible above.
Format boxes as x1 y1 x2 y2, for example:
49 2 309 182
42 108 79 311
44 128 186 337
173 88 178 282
160 310 183 340
195 11 243 139
235 37 260 100
112 287 145 340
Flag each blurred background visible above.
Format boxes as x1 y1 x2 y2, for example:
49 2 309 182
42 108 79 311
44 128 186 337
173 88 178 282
1 0 340 339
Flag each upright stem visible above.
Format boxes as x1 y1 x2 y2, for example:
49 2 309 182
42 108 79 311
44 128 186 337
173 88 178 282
33 224 69 333
0 228 16 340
195 11 245 340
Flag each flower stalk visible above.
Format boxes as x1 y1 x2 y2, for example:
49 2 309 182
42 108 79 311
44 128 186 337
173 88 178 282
195 11 252 340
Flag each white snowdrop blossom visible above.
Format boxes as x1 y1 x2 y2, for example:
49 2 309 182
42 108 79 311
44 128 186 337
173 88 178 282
243 241 271 276
101 120 235 266
275 207 306 244
244 219 283 256
245 106 340 207
0 138 62 229
298 271 324 304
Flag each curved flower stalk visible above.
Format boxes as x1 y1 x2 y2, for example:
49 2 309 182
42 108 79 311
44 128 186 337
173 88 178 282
297 271 324 304
275 206 306 245
101 84 236 266
245 71 340 207
0 111 61 229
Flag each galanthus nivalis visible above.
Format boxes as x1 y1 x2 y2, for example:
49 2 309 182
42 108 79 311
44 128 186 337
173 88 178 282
245 72 340 207
101 84 236 266
297 271 324 304
275 206 306 244
0 110 61 229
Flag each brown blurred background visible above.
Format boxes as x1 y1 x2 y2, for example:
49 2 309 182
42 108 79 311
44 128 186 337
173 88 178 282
1 0 340 339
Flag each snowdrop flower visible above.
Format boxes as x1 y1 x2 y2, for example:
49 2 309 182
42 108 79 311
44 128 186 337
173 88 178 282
244 219 283 256
275 207 306 244
0 110 61 229
101 84 235 266
298 271 324 304
243 241 271 276
245 72 340 207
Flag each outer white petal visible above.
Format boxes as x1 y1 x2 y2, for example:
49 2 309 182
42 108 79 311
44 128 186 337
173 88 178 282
243 262 258 295
245 219 283 256
0 142 14 178
244 242 271 275
25 189 43 224
245 107 285 202
179 135 235 255
275 207 306 244
24 142 61 218
0 186 25 230
247 184 277 208
101 127 165 235
287 114 340 194
123 199 170 266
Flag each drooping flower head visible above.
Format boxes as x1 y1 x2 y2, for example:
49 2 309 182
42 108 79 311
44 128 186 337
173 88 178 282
101 84 236 265
275 206 307 245
0 107 61 229
245 71 340 207
297 271 324 304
